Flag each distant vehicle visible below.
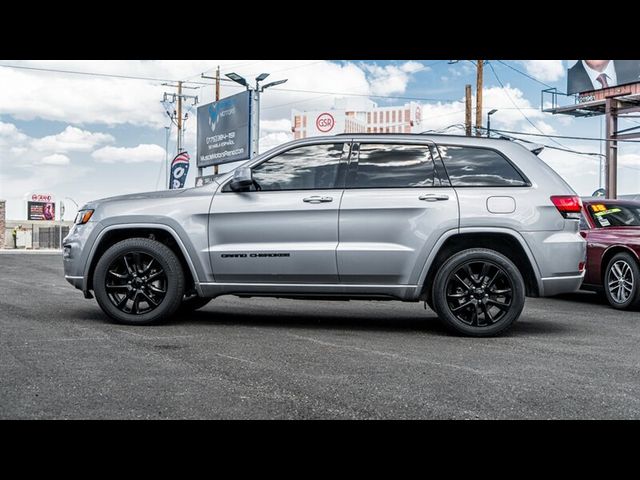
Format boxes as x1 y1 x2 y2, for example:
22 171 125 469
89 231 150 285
63 134 586 336
580 198 640 310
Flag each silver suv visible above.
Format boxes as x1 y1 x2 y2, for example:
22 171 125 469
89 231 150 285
63 134 586 336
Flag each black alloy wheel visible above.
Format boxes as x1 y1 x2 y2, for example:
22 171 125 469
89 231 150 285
445 261 513 327
105 251 167 315
432 248 525 337
93 238 185 325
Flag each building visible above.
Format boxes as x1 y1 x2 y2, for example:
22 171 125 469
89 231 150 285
291 98 422 139
0 200 5 248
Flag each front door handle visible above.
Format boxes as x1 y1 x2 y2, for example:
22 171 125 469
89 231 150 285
419 194 449 202
303 196 333 203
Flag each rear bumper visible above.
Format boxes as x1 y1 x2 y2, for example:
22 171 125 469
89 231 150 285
540 272 585 296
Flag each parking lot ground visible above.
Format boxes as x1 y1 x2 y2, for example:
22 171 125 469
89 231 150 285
1 253 639 419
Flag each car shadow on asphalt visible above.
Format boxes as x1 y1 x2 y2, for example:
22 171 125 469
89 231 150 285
552 290 608 306
171 307 576 337
67 302 577 337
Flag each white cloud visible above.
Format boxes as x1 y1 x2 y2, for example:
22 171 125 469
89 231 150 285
519 60 565 82
32 126 114 152
363 61 426 96
260 119 291 133
91 144 165 163
39 153 71 165
0 60 386 130
419 85 550 133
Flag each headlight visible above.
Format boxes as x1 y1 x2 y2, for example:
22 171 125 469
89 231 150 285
74 209 94 225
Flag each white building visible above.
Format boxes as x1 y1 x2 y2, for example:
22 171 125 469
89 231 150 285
291 98 422 139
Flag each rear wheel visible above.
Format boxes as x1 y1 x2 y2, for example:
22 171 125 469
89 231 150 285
603 252 640 310
93 238 185 325
432 248 525 337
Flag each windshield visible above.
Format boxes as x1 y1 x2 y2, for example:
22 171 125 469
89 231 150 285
588 203 640 228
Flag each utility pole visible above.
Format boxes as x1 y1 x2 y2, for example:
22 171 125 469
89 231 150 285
177 81 183 153
475 60 483 136
162 82 198 187
605 97 618 199
465 84 472 136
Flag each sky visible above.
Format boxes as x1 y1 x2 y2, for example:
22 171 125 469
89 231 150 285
0 59 639 220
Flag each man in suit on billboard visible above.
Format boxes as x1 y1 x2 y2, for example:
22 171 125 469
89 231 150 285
567 60 640 95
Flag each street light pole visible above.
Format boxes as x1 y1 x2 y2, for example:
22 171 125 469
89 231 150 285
487 109 498 138
225 72 287 159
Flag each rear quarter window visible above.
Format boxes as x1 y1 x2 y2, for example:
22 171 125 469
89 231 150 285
438 145 529 187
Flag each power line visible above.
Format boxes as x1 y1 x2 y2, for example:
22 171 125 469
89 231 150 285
496 60 555 89
0 62 460 103
485 127 640 144
0 63 187 84
487 61 573 151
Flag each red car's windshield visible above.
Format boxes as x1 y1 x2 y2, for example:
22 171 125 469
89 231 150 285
588 203 640 228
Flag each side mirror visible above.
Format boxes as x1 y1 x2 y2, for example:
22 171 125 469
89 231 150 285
230 166 253 192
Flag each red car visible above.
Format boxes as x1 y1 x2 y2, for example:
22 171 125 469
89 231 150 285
580 198 640 309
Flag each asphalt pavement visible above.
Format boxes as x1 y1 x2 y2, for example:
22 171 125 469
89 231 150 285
1 253 638 419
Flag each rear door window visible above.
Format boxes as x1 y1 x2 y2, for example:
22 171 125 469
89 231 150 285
438 145 528 187
346 143 441 188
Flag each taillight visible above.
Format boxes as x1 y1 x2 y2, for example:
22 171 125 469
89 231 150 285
550 195 582 219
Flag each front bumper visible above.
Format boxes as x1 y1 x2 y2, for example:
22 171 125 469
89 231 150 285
62 221 99 294
64 274 84 289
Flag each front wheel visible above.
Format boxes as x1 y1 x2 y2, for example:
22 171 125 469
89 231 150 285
431 248 525 337
603 252 640 310
93 238 185 325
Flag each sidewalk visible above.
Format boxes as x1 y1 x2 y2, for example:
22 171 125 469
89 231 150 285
0 249 62 254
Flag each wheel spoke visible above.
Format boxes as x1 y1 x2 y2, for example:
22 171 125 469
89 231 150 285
612 263 623 279
115 294 128 309
453 274 470 291
490 288 512 295
481 302 494 324
123 255 134 275
486 269 501 288
451 300 473 312
447 292 468 299
479 263 490 283
106 284 129 290
147 269 165 282
130 291 141 314
133 252 143 274
487 299 510 311
142 258 155 274
108 270 128 279
148 284 166 294
141 290 159 306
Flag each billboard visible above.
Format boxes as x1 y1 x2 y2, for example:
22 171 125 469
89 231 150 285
28 201 55 220
567 60 640 95
197 91 251 168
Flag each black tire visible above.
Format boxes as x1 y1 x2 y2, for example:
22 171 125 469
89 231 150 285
431 248 525 337
178 294 212 313
603 252 640 310
93 238 185 325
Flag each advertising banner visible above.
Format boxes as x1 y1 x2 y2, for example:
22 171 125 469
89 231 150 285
28 201 55 220
567 60 640 95
169 151 190 189
27 193 55 220
197 91 251 167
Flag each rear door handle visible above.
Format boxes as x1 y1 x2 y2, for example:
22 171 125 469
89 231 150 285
303 196 333 203
419 194 449 202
